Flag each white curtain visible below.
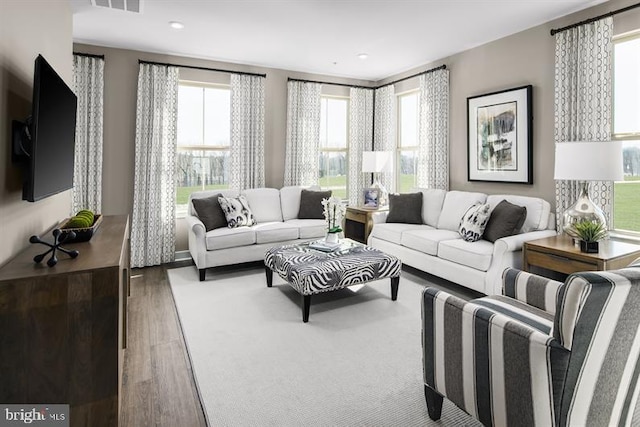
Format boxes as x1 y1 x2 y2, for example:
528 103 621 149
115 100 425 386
131 63 179 267
374 85 396 192
417 69 449 190
348 87 374 206
284 81 322 186
71 54 104 214
230 74 265 190
554 18 613 231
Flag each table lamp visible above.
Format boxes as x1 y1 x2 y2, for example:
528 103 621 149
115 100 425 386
554 141 623 237
362 151 391 206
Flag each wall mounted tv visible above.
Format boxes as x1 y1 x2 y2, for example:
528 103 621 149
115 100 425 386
12 54 77 202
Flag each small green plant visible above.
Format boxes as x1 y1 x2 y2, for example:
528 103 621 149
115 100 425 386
571 220 608 243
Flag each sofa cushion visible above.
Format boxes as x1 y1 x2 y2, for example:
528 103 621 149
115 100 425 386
410 188 447 227
437 191 487 231
369 223 425 245
486 194 551 233
386 192 423 224
188 189 240 216
458 203 491 242
205 226 256 250
483 200 527 242
218 195 257 228
401 228 459 256
280 185 321 221
298 189 332 219
242 188 283 223
253 222 299 244
438 239 494 272
284 219 326 239
191 193 227 231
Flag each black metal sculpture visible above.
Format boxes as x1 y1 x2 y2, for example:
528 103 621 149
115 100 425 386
30 228 79 267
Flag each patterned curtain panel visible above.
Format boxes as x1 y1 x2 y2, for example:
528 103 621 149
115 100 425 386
284 81 322 186
131 64 179 268
417 69 449 190
230 74 266 190
554 18 613 231
348 87 374 206
374 85 396 192
72 54 104 214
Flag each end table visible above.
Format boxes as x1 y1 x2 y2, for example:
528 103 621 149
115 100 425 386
344 206 388 244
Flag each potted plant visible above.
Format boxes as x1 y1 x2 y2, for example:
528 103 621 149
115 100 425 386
570 220 608 253
321 196 346 244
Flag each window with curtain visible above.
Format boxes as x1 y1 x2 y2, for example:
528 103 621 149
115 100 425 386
176 82 230 216
397 91 419 193
319 96 349 199
613 31 640 233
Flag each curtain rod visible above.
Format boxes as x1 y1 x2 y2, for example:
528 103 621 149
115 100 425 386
288 64 447 91
286 78 373 90
73 52 105 59
550 2 640 35
138 59 266 78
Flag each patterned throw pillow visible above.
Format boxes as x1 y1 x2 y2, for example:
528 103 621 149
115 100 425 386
458 203 491 242
217 195 257 228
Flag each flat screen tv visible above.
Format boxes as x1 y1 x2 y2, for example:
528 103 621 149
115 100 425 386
12 54 77 202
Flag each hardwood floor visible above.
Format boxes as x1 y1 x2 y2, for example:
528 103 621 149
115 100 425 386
120 266 207 427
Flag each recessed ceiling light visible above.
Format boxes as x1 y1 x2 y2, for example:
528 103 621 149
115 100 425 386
169 21 184 30
357 53 368 60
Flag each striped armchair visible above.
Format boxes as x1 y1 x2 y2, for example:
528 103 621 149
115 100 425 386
422 261 640 426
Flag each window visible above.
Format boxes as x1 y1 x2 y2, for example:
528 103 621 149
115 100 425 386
613 32 640 233
176 83 230 216
319 96 349 199
397 91 419 193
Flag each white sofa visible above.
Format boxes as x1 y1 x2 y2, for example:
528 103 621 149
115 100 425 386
367 189 556 295
186 186 327 280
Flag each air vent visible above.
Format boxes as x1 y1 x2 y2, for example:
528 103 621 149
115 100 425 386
90 0 142 13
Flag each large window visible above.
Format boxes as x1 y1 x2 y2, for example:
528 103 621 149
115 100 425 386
319 96 349 199
397 91 419 193
176 83 230 216
613 32 640 233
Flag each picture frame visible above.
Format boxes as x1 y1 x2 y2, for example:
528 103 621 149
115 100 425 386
467 85 533 184
363 188 379 209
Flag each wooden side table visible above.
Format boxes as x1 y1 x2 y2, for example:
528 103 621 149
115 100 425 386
523 234 640 275
344 206 388 244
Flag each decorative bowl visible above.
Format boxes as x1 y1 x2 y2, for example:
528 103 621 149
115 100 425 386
59 214 103 243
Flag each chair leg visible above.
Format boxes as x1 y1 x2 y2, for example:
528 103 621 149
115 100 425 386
424 385 443 421
199 268 206 281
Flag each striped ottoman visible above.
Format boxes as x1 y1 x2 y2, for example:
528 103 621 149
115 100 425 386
264 240 402 322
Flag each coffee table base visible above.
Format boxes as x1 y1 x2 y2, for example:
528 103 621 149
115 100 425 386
265 267 399 322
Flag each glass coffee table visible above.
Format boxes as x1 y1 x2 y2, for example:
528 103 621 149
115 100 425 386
264 239 402 322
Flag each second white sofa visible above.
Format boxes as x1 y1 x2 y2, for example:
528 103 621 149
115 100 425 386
368 189 557 295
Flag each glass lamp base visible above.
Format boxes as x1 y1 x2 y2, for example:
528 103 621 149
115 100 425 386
562 182 607 238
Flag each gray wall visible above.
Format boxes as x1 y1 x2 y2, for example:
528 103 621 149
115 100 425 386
382 0 640 211
0 1 73 266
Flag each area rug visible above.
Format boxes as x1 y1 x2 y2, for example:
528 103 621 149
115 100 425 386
167 265 480 426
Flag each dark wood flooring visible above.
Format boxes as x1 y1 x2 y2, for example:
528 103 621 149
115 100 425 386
120 266 207 427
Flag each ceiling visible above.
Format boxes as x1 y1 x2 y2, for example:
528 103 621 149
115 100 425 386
70 0 609 81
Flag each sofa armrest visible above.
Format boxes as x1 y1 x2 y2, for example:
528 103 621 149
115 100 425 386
502 268 563 316
494 229 558 253
371 210 389 224
422 287 569 426
185 215 207 268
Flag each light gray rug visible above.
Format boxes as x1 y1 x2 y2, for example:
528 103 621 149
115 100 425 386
168 265 481 427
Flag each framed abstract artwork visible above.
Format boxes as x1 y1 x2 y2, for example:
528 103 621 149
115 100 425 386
467 85 533 184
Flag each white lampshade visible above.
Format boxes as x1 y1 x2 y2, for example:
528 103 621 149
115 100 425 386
362 151 391 173
554 141 624 181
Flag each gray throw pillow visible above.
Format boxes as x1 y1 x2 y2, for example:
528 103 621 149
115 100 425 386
458 203 491 242
298 189 332 219
192 194 227 232
218 195 257 228
483 200 527 242
386 193 423 224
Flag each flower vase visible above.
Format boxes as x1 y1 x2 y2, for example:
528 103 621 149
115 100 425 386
325 232 339 244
